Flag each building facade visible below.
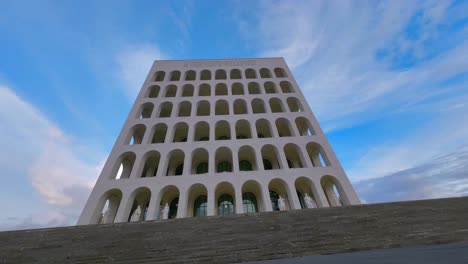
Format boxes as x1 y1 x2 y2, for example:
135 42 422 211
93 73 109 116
77 58 360 225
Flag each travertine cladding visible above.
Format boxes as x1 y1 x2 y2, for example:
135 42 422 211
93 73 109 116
78 57 360 225
2 197 468 263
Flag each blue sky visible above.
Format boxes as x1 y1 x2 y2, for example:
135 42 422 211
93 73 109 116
0 0 467 230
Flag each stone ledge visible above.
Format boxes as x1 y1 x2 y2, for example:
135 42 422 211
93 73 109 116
1 196 468 263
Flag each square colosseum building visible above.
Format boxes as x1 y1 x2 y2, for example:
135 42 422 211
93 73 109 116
78 57 361 225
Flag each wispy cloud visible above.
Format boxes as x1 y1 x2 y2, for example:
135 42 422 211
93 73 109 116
0 85 103 230
240 1 467 130
116 44 165 100
355 144 468 203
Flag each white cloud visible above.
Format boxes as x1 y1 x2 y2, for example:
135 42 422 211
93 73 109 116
0 86 103 230
355 144 468 203
241 1 467 130
116 44 165 100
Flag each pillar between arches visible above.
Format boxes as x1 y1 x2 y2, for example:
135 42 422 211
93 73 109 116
235 187 243 214
114 191 132 223
177 189 188 218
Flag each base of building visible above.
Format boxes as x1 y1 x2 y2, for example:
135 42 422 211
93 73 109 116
1 196 468 263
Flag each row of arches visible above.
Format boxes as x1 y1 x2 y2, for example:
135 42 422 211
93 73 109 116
95 175 347 224
145 81 294 98
127 117 315 146
113 142 329 179
136 97 304 119
153 67 288 82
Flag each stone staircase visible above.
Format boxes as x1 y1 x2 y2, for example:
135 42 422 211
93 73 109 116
1 196 468 263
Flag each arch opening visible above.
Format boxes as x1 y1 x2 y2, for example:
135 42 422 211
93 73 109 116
238 145 257 171
261 145 281 170
151 123 168 144
172 122 189 142
191 148 209 174
158 102 173 118
140 151 160 178
194 121 210 141
215 147 233 173
138 103 154 119
284 143 306 168
235 120 252 139
268 179 292 211
166 150 185 176
215 121 231 140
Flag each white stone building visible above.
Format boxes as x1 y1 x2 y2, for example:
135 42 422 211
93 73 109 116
77 58 360 225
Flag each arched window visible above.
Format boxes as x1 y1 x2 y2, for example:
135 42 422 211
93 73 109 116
199 84 211 96
215 121 231 140
178 101 191 117
146 85 160 98
269 98 284 113
232 83 244 95
95 189 122 224
269 191 280 211
127 188 151 222
193 195 207 217
169 197 179 219
218 194 234 216
234 99 248 115
112 152 136 179
166 150 184 176
256 119 272 138
276 118 294 137
217 161 232 173
140 151 160 178
151 123 168 143
154 71 165 82
185 70 196 81
169 71 181 81
196 162 208 174
200 70 211 80
158 102 172 118
261 145 281 170
182 84 194 97
242 192 258 213
280 81 294 93
230 69 242 79
192 148 209 174
215 100 229 115
126 124 146 145
215 83 228 96
274 68 287 78
194 121 209 141
259 68 272 78
197 101 210 116
172 122 188 142
296 117 315 136
215 69 227 80
284 143 305 168
235 120 252 139
245 68 256 79
248 82 261 94
239 160 252 171
264 82 276 94
238 146 257 171
321 176 346 207
287 97 303 112
165 85 177 97
137 103 154 119
252 99 266 114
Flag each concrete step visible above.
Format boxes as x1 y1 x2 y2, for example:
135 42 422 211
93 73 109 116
1 196 468 263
